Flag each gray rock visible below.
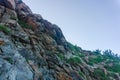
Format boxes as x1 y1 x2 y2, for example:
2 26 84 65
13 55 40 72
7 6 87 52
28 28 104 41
18 48 34 60
39 68 55 80
11 30 30 44
0 32 33 80
4 0 16 10
0 57 33 80
0 5 5 18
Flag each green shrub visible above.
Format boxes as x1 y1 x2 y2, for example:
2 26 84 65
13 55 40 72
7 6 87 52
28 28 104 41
67 42 82 54
87 61 94 66
78 70 86 80
0 25 10 34
93 68 108 80
4 57 13 64
57 53 64 60
17 20 33 29
10 16 17 20
108 72 115 78
78 53 85 58
88 56 103 64
67 56 82 64
105 63 120 73
93 49 101 55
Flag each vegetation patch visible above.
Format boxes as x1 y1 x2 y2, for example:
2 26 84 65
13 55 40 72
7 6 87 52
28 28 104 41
105 63 120 73
93 68 108 80
77 53 85 58
78 70 86 80
67 42 82 54
87 61 94 66
17 20 33 29
67 56 82 64
10 16 17 20
88 55 104 64
56 53 64 60
0 25 10 34
4 57 13 64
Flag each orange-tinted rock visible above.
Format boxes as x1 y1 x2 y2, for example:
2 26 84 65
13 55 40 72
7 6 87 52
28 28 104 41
0 40 4 45
26 16 38 29
57 72 72 80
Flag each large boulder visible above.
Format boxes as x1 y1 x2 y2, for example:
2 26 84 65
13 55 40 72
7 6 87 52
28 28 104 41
4 0 16 10
0 32 33 80
0 0 16 10
0 0 5 6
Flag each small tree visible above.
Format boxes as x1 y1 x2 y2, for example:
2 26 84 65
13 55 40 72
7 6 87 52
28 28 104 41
103 49 116 59
93 49 101 55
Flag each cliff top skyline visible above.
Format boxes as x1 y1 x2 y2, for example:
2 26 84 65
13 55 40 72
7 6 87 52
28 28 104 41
23 0 120 54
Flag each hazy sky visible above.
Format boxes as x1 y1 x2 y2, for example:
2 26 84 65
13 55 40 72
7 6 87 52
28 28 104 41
23 0 120 54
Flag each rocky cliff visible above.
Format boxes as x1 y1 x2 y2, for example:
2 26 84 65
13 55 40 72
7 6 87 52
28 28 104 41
0 0 120 80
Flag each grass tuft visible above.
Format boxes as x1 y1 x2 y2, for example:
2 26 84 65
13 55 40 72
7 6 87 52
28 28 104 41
0 25 10 34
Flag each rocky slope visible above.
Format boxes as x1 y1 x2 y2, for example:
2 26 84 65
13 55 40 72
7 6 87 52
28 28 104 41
0 0 120 80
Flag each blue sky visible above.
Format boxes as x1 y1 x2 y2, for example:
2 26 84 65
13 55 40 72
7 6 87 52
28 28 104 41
23 0 120 54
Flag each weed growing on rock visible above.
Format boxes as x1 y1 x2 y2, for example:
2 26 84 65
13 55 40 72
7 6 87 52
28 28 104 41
0 25 10 34
17 20 33 29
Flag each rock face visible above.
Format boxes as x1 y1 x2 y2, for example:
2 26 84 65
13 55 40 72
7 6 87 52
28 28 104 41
0 0 120 80
0 0 15 10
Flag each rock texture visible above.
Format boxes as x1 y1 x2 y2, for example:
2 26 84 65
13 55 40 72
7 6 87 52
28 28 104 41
0 0 120 80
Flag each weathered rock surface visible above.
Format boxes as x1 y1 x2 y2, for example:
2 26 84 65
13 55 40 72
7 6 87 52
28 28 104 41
0 0 120 80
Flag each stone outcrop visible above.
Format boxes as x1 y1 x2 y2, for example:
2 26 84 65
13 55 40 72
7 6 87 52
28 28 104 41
0 0 15 10
0 0 120 80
